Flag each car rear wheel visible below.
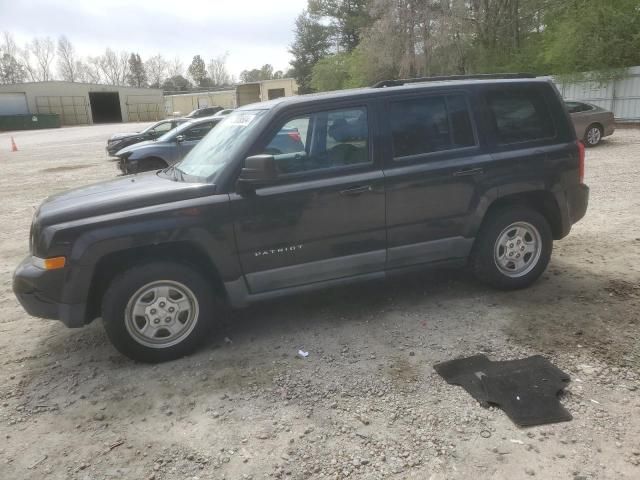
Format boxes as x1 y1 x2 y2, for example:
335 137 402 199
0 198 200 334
102 261 219 362
472 207 552 290
584 124 603 147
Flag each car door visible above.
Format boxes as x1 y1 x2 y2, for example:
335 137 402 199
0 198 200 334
177 120 217 160
382 91 492 269
229 104 386 294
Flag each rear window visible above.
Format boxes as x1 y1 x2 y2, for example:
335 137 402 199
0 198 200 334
389 94 475 158
565 101 593 114
487 89 555 144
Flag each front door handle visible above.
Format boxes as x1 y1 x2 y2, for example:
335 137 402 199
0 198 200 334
453 167 484 177
340 185 372 196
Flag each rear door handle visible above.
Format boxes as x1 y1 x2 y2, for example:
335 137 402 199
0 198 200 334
453 167 484 177
340 185 372 196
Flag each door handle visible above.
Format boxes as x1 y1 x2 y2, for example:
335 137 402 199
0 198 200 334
453 167 484 177
340 185 372 196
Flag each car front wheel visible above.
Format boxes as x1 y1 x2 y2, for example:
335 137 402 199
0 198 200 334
472 207 552 290
102 262 218 362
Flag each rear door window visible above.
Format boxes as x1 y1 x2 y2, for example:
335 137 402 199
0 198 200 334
487 89 555 144
389 94 475 159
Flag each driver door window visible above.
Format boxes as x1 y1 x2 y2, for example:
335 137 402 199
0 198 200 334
150 122 172 137
260 107 369 175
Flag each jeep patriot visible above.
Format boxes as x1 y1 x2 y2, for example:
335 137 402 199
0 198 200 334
13 75 589 362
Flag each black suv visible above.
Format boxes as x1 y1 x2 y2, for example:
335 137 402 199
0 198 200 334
13 75 588 362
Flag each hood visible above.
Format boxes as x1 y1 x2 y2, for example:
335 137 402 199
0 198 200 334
115 140 160 156
109 132 140 141
36 172 217 227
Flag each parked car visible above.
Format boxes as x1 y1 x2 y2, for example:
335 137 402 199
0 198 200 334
566 101 615 147
185 106 223 118
106 118 188 156
212 109 234 118
115 116 221 174
13 74 588 362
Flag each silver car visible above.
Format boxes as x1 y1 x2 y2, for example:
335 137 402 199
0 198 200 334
566 101 615 147
115 116 221 174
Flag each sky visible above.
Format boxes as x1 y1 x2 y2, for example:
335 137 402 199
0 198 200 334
0 0 308 78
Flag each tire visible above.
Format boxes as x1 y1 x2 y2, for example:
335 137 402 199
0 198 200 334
584 124 603 147
472 207 552 290
102 261 219 362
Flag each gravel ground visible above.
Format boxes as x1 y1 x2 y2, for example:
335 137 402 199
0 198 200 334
0 124 638 480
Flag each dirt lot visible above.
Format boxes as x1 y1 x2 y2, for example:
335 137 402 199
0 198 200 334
0 124 638 480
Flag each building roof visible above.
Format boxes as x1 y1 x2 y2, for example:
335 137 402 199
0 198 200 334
0 81 162 92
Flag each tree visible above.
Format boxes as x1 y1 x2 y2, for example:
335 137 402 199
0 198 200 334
167 56 184 78
208 53 231 86
145 54 168 88
289 10 332 93
162 74 192 92
95 48 129 85
188 55 208 87
57 35 77 82
308 0 372 52
81 57 104 84
0 53 26 84
239 64 276 83
0 32 25 84
127 53 147 87
311 50 368 91
29 37 55 81
542 0 640 77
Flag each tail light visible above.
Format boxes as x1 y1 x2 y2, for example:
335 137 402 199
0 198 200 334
577 140 585 184
288 131 302 143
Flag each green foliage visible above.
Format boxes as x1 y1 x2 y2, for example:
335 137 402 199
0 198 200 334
187 55 208 87
126 53 147 87
0 53 25 84
542 0 640 79
289 10 332 93
311 49 370 91
306 0 640 91
162 75 192 92
308 0 371 52
240 64 276 83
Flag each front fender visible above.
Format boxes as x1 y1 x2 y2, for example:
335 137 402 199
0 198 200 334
50 194 240 306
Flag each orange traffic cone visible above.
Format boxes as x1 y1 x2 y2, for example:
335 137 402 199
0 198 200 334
10 136 18 152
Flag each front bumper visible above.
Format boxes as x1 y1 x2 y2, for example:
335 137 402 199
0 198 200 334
13 256 86 328
106 143 123 156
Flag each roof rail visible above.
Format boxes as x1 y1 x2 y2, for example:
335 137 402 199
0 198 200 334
371 73 538 88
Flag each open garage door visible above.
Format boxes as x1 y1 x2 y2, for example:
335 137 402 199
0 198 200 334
0 93 29 115
89 92 122 123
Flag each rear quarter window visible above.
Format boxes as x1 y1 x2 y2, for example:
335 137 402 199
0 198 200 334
486 88 555 144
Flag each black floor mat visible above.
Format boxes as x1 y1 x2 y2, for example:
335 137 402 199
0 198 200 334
434 355 572 426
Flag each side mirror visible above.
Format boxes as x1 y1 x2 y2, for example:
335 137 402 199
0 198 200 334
237 155 277 191
176 134 185 143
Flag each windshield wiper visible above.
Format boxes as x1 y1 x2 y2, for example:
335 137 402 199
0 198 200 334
162 164 186 182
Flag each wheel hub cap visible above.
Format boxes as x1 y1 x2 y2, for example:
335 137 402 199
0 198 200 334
588 128 601 145
125 281 199 348
493 222 542 278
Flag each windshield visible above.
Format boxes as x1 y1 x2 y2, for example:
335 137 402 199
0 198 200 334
177 110 267 179
140 121 160 134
